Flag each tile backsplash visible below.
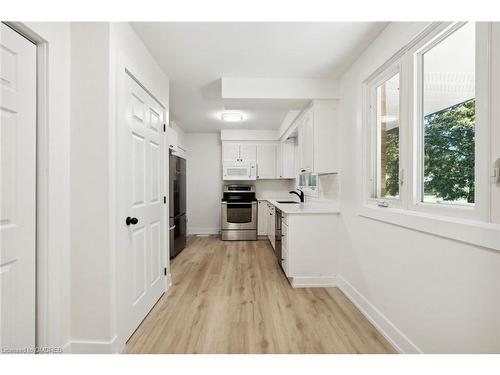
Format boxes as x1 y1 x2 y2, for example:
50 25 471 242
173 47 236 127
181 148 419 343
307 173 340 203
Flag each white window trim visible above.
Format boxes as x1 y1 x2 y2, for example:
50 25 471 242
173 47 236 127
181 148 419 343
363 61 404 208
359 205 500 252
360 22 499 228
407 22 491 221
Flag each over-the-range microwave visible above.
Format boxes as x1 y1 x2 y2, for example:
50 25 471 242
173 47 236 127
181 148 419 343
222 162 256 180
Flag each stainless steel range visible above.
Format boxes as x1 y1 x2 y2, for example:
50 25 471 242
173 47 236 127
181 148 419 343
221 185 257 241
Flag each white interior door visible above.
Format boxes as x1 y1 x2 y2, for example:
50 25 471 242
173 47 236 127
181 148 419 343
0 23 37 351
117 70 166 345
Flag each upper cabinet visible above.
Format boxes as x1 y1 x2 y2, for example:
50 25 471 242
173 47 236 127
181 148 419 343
222 144 240 161
239 145 257 162
168 122 187 158
256 144 277 179
222 141 294 180
278 138 296 179
296 101 338 175
298 109 314 173
223 144 256 163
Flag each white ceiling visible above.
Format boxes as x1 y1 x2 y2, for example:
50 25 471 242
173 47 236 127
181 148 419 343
131 22 388 133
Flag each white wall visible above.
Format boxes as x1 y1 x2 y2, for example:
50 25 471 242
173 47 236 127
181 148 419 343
70 22 169 353
22 22 72 351
337 22 500 353
185 133 223 235
70 22 113 346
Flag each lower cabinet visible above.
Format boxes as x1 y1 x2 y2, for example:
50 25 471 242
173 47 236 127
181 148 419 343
262 200 338 287
257 200 268 236
281 218 289 275
286 213 338 286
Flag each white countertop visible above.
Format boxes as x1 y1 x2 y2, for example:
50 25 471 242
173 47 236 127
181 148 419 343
259 198 340 215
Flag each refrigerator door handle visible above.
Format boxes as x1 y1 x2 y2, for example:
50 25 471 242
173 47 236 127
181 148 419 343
169 225 176 231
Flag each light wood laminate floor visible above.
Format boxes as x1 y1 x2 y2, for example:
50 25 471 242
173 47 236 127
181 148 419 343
125 236 395 354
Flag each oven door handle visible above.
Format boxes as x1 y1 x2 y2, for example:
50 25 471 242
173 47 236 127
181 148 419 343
222 201 257 206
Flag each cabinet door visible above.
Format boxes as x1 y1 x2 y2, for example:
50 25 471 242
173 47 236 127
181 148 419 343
239 144 257 162
280 139 295 178
281 221 289 275
256 144 277 179
301 110 314 172
222 143 240 162
257 201 268 236
168 126 178 152
313 106 338 174
297 117 306 173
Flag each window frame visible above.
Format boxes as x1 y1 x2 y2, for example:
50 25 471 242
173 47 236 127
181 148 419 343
364 61 405 208
363 22 492 223
408 22 490 221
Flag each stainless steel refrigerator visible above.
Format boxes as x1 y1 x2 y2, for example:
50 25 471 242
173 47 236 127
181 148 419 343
169 152 187 258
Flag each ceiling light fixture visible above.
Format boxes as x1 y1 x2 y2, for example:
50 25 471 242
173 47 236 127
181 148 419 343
221 112 243 122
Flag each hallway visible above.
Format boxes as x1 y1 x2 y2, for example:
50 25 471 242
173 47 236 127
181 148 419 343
125 236 394 354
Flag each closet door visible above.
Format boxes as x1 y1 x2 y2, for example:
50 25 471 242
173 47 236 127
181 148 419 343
0 23 37 350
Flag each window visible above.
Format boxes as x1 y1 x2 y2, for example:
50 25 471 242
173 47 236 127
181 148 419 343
420 22 476 206
364 22 490 221
366 65 402 206
374 72 400 200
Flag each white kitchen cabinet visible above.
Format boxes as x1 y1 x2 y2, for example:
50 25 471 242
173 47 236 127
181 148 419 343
239 144 257 162
278 139 296 178
298 108 314 173
281 218 289 274
221 140 295 180
222 143 256 163
264 201 338 286
313 104 338 174
168 126 178 152
256 144 277 179
222 144 241 162
295 101 338 175
168 124 187 158
281 212 338 286
257 200 268 236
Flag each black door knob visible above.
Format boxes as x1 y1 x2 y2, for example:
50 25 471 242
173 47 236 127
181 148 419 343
126 216 138 226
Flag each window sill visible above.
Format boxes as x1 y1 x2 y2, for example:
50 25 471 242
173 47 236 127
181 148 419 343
359 205 500 251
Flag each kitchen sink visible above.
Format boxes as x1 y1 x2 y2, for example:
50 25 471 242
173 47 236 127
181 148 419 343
276 200 300 204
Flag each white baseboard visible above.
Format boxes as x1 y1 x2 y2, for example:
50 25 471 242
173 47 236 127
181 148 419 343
66 335 118 354
61 341 72 353
291 276 337 288
187 227 220 235
336 275 422 354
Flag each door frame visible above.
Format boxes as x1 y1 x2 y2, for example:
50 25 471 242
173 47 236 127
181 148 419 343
113 51 170 352
2 22 51 349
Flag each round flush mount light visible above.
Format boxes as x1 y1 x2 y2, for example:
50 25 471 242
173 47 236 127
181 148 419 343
221 112 243 122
